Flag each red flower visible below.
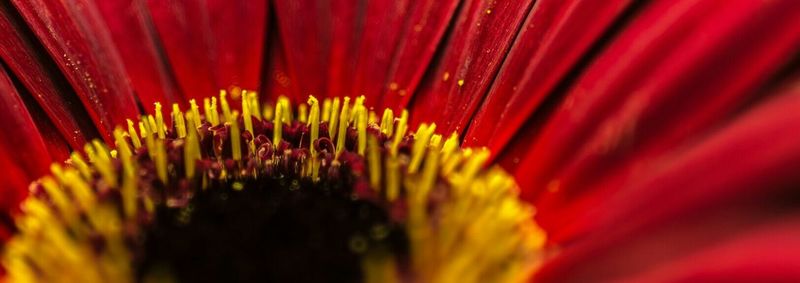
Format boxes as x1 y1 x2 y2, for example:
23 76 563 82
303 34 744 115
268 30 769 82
1 0 799 281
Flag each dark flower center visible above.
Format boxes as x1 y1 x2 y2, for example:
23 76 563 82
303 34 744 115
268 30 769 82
137 175 407 282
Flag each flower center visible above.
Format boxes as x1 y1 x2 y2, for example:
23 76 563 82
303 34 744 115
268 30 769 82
3 90 546 283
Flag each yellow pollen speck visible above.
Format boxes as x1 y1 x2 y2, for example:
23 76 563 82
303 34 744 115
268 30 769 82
389 82 399 91
457 79 465 87
442 72 450 82
486 9 492 14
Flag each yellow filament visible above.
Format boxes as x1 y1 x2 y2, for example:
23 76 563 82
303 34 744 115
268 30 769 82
308 96 320 180
385 156 400 201
273 101 284 148
408 123 436 173
429 134 442 148
230 111 242 161
184 113 201 179
172 104 186 138
351 96 365 124
357 105 367 155
262 103 274 121
441 132 459 161
69 152 91 180
278 96 292 122
328 97 341 138
242 93 255 153
335 97 351 158
380 109 394 135
369 111 378 124
298 104 308 123
87 140 115 186
126 119 141 149
220 90 233 124
154 103 165 139
322 98 332 122
391 110 409 155
248 91 262 120
147 116 158 139
113 128 136 219
141 118 156 160
367 135 381 190
190 99 201 128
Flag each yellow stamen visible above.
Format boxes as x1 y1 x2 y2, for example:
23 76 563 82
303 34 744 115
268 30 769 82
322 98 332 122
298 104 308 123
357 105 367 155
278 96 292 122
350 96 365 124
307 96 320 180
69 152 91 180
380 109 394 136
367 135 381 190
113 128 136 219
328 97 341 138
391 110 408 155
184 113 201 179
154 103 165 139
248 91 262 120
190 99 201 128
262 103 274 121
369 110 378 124
242 92 255 154
220 90 233 124
87 140 115 186
230 111 242 161
408 123 436 173
147 116 158 138
126 119 141 149
273 99 284 148
335 97 351 158
219 91 242 161
385 156 400 202
172 103 186 138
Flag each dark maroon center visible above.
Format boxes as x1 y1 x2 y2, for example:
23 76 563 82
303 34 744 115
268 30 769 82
136 175 408 283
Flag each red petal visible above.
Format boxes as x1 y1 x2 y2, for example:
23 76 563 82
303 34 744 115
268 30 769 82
534 88 800 281
325 0 364 98
206 0 268 91
539 214 800 282
463 0 632 149
624 221 800 282
408 0 535 134
350 0 412 102
504 0 800 202
94 0 184 112
378 0 460 110
0 2 100 149
272 0 333 98
145 0 216 99
0 64 53 190
0 146 32 223
146 0 268 99
261 26 294 102
9 0 139 140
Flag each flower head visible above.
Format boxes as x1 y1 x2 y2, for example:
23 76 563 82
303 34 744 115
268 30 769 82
0 0 799 282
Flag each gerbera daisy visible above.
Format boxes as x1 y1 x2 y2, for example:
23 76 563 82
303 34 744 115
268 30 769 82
1 0 799 282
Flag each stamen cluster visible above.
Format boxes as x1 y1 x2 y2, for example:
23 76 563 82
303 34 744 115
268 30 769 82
3 90 545 283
